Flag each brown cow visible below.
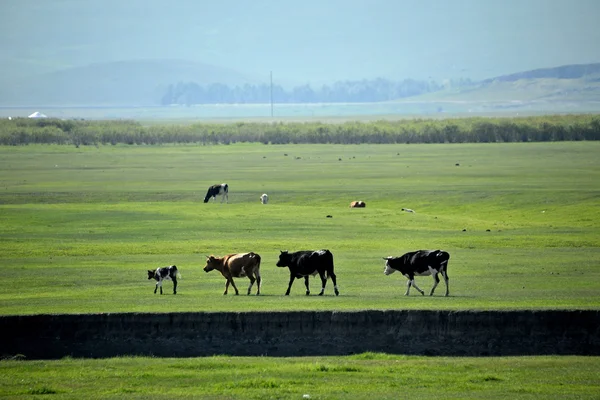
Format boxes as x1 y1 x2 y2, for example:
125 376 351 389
349 201 366 208
203 252 262 295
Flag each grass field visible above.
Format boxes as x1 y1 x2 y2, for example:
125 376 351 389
1 141 599 398
1 354 599 399
0 142 599 314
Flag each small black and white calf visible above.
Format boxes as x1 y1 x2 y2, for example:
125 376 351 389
383 250 450 296
204 183 229 203
147 265 181 295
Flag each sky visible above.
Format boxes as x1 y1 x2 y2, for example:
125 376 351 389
1 0 599 85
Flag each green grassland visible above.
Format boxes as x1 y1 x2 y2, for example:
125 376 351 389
1 142 599 399
0 142 598 314
1 354 599 399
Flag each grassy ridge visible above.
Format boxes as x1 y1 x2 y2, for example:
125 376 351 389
1 354 599 399
0 142 599 314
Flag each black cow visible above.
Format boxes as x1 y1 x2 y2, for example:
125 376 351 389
147 265 181 294
383 250 450 296
204 183 229 203
276 249 339 296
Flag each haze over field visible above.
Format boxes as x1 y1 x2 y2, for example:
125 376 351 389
1 0 599 111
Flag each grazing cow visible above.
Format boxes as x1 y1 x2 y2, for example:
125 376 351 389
276 250 339 296
350 201 366 208
203 252 261 295
383 250 450 296
204 183 229 203
147 265 181 295
260 193 268 204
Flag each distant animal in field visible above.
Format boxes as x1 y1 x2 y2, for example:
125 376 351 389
383 250 450 296
260 193 268 204
350 201 366 208
203 252 262 295
147 265 181 295
276 249 339 296
402 208 415 213
204 183 228 203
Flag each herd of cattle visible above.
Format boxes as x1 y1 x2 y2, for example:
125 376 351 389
147 183 451 297
148 249 450 297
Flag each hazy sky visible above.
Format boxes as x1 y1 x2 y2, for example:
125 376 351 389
1 0 599 84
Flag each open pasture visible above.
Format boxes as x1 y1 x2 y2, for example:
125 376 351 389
1 354 599 399
0 142 599 314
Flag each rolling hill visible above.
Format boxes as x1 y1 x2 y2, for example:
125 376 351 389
0 59 259 107
1 60 600 110
414 63 600 103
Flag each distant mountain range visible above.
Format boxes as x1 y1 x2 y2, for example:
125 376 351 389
1 60 599 107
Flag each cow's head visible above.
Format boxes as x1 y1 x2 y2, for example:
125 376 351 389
382 257 396 275
276 250 290 267
203 256 218 272
147 270 156 280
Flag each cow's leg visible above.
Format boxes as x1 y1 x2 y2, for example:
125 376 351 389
329 270 339 296
441 269 450 297
229 278 239 295
172 277 177 295
256 273 261 295
154 282 158 294
158 281 164 295
405 279 411 296
318 271 327 296
411 279 425 296
285 274 295 295
429 273 440 296
247 275 255 295
224 279 230 295
304 276 311 295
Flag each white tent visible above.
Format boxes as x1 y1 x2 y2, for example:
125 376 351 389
28 111 48 118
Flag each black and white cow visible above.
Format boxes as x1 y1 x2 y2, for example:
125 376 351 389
204 183 229 203
383 250 450 296
147 265 181 295
276 249 339 296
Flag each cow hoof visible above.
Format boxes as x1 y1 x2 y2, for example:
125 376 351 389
335 290 340 296
318 292 324 296
306 292 310 296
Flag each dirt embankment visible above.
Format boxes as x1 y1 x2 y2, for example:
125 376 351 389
1 310 598 359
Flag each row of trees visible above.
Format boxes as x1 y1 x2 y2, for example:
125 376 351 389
160 78 449 105
1 115 599 146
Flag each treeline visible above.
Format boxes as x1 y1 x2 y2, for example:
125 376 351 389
160 78 446 105
1 115 599 146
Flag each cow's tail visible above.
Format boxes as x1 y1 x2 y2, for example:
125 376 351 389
172 265 182 279
435 250 450 271
250 252 261 276
324 249 334 280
